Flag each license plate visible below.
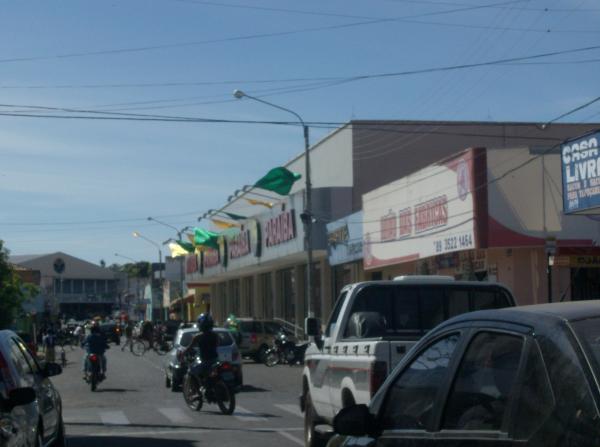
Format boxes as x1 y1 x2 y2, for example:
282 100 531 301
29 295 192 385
221 372 234 381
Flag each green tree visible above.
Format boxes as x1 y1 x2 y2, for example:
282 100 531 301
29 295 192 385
0 241 36 329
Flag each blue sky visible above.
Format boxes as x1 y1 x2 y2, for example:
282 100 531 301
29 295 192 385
1 0 599 265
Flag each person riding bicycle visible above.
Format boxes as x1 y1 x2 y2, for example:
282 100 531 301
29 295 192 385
183 314 219 381
82 324 109 378
121 320 134 352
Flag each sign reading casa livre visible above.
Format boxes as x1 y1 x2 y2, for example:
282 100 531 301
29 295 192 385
265 209 296 247
562 131 600 214
229 230 251 259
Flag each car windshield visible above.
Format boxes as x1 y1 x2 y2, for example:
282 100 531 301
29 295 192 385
571 317 600 376
178 331 233 347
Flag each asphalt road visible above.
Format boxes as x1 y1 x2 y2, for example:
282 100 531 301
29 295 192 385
51 342 305 447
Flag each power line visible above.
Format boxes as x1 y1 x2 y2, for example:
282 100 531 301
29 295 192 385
0 43 599 119
0 0 527 64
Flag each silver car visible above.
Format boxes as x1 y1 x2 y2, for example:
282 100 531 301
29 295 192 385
164 327 242 391
0 330 64 447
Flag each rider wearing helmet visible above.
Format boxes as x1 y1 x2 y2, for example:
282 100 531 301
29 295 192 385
183 314 219 378
82 324 109 378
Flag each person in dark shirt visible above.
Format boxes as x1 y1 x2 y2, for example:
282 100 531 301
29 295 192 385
183 314 219 379
82 324 110 377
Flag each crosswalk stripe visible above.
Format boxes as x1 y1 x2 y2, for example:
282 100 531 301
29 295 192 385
158 407 194 424
274 404 303 418
99 410 130 425
278 431 304 446
234 405 268 422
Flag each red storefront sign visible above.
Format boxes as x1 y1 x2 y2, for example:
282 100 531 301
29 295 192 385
265 209 296 247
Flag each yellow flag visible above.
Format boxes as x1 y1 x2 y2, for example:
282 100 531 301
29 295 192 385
168 243 188 258
245 198 274 208
211 218 238 230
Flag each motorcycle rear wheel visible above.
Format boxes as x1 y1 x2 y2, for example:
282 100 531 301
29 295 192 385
183 375 203 411
215 381 236 415
91 374 97 391
264 350 279 367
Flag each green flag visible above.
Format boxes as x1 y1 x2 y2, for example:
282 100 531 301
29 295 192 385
253 167 301 196
194 227 220 250
176 240 195 253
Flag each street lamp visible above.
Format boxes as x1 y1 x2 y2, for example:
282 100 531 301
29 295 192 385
147 217 191 322
233 89 315 320
114 253 140 317
132 231 164 320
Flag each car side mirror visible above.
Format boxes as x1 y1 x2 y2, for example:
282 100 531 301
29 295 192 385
6 387 36 410
305 317 320 337
43 362 63 378
333 404 377 437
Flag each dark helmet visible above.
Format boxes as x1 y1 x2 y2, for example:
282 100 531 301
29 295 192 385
198 314 214 333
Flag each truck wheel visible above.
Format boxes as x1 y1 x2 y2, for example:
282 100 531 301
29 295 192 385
304 393 326 447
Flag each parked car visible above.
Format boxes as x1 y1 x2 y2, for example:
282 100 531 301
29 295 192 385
164 327 242 391
237 318 295 362
99 322 121 344
0 330 64 447
327 301 600 447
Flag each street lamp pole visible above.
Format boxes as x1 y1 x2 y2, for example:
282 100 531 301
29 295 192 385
148 217 191 322
115 253 139 316
233 90 315 319
132 231 163 320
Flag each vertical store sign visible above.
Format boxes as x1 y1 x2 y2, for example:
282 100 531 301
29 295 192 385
265 209 296 247
561 131 600 214
362 149 480 270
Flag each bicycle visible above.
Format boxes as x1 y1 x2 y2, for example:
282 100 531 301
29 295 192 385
130 335 171 356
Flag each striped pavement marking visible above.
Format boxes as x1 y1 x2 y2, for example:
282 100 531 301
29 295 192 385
274 403 303 418
158 407 194 424
233 405 269 422
99 410 130 425
278 431 304 446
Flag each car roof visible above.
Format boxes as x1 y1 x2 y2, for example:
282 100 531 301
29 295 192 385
438 301 600 330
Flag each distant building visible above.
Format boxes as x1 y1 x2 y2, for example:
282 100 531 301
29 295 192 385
10 252 119 320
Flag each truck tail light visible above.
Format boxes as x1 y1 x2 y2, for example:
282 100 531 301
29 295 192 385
370 361 387 398
250 333 257 344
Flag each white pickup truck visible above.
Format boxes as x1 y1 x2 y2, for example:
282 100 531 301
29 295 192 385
300 276 516 447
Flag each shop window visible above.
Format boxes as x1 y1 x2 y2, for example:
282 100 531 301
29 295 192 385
85 279 95 294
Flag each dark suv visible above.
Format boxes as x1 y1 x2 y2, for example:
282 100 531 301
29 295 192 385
237 319 295 362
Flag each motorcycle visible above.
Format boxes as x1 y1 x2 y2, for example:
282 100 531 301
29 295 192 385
183 359 236 415
84 353 104 391
264 332 309 367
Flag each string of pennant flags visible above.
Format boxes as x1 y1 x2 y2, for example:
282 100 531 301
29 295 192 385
167 166 301 258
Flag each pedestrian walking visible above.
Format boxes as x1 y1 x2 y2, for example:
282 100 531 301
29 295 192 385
121 321 134 352
43 329 56 363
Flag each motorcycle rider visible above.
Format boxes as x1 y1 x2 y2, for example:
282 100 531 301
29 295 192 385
182 314 219 380
81 324 109 378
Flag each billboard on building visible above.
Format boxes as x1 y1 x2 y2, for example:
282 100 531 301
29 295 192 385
327 211 363 266
362 148 484 270
561 131 600 214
